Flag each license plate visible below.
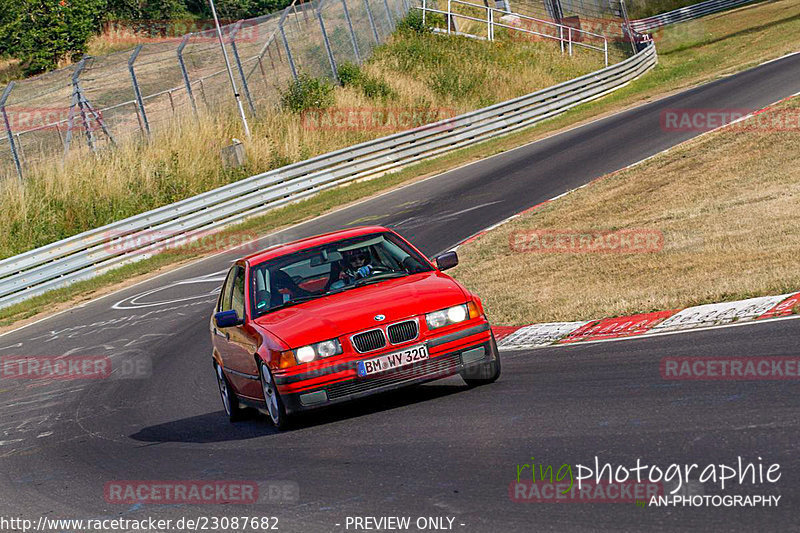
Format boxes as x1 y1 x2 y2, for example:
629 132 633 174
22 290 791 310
357 344 429 377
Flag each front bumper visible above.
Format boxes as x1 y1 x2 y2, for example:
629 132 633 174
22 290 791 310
280 332 499 415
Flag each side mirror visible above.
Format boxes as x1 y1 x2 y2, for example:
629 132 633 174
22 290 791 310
215 310 242 328
434 251 458 271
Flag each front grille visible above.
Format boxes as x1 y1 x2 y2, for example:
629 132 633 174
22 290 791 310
327 352 462 400
387 320 418 344
351 329 386 353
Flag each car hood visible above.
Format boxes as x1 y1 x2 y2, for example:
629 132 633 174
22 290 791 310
253 271 468 349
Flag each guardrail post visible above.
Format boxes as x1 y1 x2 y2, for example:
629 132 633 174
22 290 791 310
177 35 198 118
363 0 380 43
341 0 362 64
0 82 23 182
230 21 257 114
279 24 298 80
128 45 150 138
317 2 339 82
604 38 608 67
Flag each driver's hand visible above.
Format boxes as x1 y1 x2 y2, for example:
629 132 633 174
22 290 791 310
357 265 373 279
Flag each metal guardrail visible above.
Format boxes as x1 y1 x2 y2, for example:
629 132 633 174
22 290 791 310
630 0 760 32
0 43 657 310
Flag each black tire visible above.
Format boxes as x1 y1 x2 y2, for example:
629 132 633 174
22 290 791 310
259 362 291 430
461 336 502 387
215 363 243 422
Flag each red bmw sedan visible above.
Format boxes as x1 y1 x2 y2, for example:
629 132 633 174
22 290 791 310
210 226 500 428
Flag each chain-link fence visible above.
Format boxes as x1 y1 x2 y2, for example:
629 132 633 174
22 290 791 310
0 0 412 181
0 0 630 181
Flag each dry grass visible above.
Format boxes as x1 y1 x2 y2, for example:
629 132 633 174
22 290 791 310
451 96 800 325
0 57 23 85
0 28 604 258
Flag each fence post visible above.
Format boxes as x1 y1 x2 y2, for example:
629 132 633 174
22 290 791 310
381 0 395 30
177 35 198 117
317 1 339 82
63 58 96 155
422 0 427 25
604 38 608 67
280 24 298 80
363 0 380 43
230 21 257 113
0 82 23 182
128 44 150 137
341 0 362 64
619 0 638 55
559 25 564 54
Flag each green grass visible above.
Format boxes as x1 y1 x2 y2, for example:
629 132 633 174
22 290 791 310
626 0 710 19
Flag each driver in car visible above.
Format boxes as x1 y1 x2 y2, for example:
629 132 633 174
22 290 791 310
341 247 375 283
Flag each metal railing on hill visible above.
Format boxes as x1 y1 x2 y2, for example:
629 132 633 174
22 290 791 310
630 0 761 32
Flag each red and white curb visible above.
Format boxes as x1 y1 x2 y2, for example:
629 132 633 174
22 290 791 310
494 291 800 350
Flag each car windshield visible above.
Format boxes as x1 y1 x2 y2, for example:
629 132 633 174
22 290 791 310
250 232 433 317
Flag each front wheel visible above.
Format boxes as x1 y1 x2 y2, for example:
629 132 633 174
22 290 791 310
461 336 502 387
260 362 291 430
216 363 243 422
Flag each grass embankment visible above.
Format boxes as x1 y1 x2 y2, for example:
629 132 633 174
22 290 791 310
1 0 799 326
451 95 800 325
626 0 712 19
0 14 604 258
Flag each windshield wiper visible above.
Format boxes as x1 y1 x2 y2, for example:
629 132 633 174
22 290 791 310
261 294 323 314
354 271 409 287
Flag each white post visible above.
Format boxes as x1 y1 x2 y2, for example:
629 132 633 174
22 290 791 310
559 25 564 54
604 38 608 66
568 26 572 56
487 6 491 40
447 0 452 34
422 0 426 25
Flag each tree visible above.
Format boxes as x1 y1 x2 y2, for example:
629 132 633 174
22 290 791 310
0 0 105 75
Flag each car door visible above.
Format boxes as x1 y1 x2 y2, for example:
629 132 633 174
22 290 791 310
223 265 262 399
212 266 237 367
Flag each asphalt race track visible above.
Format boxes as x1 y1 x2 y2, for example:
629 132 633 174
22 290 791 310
1 52 799 532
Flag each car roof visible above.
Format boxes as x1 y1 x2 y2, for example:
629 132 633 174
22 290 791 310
244 225 392 266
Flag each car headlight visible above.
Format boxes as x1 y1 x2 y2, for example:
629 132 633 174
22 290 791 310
293 338 343 364
426 303 478 330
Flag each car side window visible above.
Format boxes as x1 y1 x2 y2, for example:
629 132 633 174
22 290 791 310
231 267 246 319
218 267 238 312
